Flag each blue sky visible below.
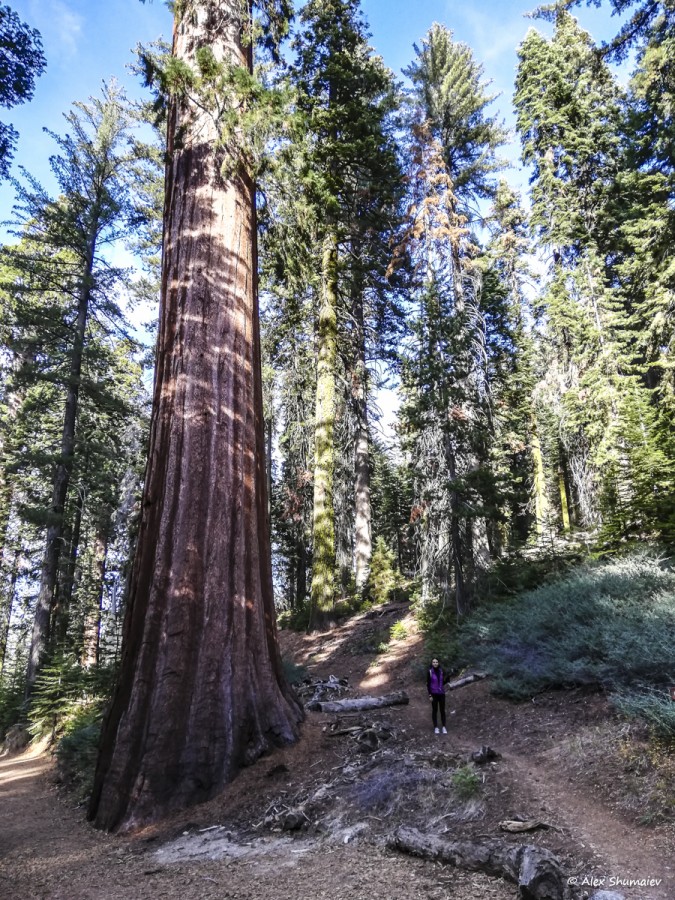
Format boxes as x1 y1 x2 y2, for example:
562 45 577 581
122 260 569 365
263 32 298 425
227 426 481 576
1 0 625 224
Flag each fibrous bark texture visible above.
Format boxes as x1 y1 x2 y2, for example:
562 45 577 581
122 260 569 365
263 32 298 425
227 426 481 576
88 1 301 832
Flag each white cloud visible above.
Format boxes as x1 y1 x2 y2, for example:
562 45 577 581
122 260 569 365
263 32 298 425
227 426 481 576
28 0 84 62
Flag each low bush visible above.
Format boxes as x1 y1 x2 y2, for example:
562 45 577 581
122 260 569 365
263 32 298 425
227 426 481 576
364 537 398 606
0 678 25 742
55 702 103 801
390 620 408 641
613 687 675 741
451 764 482 799
277 602 311 632
282 656 309 685
458 552 675 735
28 652 116 740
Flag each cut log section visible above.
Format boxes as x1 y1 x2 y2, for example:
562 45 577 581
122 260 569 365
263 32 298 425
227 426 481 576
390 825 569 900
306 691 409 713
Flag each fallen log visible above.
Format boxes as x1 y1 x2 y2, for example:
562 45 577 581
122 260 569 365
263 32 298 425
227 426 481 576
390 826 568 900
446 671 487 690
499 819 550 834
306 691 409 713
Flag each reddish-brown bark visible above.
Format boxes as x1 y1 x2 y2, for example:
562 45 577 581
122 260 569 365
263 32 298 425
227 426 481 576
88 1 301 832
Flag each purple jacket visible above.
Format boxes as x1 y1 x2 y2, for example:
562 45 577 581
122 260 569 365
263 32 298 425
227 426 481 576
427 666 445 696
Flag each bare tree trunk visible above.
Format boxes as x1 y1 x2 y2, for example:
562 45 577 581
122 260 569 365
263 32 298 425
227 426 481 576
310 233 338 630
54 483 85 649
88 1 301 832
266 415 273 519
81 522 108 669
296 536 307 607
531 421 549 537
352 289 371 593
307 691 409 713
558 467 571 533
445 439 467 615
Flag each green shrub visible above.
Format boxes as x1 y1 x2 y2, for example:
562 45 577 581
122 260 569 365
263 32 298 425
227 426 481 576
28 652 116 740
458 553 675 737
614 687 675 741
28 653 87 738
55 702 103 801
390 620 407 641
282 656 309 685
278 602 311 632
423 633 461 672
365 537 397 605
0 678 25 741
413 592 454 634
451 764 481 799
474 550 583 604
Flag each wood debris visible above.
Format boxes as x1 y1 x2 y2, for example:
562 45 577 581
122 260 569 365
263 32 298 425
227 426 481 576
306 690 409 713
390 826 570 900
498 819 550 833
446 671 487 690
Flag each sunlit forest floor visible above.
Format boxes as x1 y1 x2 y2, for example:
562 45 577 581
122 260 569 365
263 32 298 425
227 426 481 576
1 595 674 900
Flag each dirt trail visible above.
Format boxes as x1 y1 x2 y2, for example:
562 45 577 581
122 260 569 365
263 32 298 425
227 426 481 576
447 685 674 900
0 743 511 900
1 601 673 900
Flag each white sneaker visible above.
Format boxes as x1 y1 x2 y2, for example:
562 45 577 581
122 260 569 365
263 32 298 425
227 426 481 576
441 727 447 734
434 727 440 734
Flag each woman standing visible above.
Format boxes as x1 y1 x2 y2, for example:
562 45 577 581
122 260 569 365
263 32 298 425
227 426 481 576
427 658 448 734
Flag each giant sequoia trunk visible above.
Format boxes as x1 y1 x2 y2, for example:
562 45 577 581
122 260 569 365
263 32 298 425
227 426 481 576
88 1 301 832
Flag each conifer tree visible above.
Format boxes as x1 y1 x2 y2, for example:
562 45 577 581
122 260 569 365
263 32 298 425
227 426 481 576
397 126 484 614
515 11 675 540
0 4 46 179
290 0 402 626
3 83 151 692
404 22 507 216
480 182 538 546
399 26 506 612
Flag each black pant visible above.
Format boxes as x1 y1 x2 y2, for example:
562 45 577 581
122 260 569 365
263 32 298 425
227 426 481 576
431 694 446 728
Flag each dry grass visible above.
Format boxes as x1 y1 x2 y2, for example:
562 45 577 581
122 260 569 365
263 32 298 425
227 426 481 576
549 721 675 825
